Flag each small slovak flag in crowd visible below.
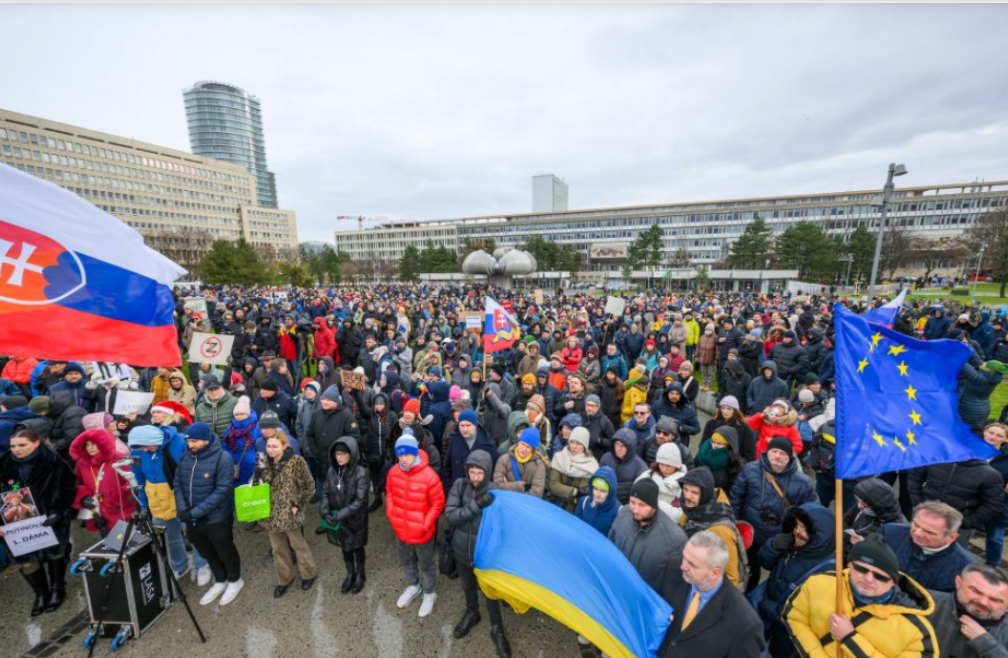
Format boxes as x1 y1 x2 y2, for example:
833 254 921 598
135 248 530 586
483 296 521 353
0 162 185 366
861 288 908 328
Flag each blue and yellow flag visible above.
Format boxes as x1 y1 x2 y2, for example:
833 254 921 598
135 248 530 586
474 491 671 658
834 304 997 479
483 296 521 353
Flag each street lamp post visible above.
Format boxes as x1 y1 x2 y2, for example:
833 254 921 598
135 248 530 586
867 162 908 302
972 246 986 304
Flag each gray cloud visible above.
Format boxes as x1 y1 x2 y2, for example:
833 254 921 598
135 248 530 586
2 4 1007 241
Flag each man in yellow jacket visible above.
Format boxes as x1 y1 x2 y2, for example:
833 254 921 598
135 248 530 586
783 533 938 658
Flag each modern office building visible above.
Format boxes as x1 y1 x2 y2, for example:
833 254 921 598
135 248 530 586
0 108 298 274
532 174 568 212
335 179 1006 280
183 81 278 208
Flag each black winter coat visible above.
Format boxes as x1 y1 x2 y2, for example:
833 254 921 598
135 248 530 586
443 450 495 569
364 397 398 463
173 436 234 525
305 404 362 469
0 444 75 560
730 454 817 544
908 459 1005 531
770 341 810 382
321 437 370 551
46 392 87 455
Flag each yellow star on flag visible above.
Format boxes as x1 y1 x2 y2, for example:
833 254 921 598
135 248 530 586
909 409 922 426
871 430 887 447
893 437 906 452
888 344 907 357
858 358 869 373
906 430 917 445
871 332 883 348
897 361 909 376
905 384 918 401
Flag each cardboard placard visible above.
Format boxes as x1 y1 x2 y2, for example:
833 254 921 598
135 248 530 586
604 297 627 317
1 487 40 524
464 311 482 329
181 296 208 319
340 369 366 391
533 288 544 305
1 489 59 556
113 391 155 416
188 331 235 365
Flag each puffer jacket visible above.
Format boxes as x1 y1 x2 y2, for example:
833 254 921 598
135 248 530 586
70 429 136 532
130 426 187 520
908 459 1004 531
364 394 399 462
492 445 548 498
385 449 445 544
574 466 620 535
257 447 314 534
749 407 803 458
720 360 753 413
194 390 239 439
621 374 650 424
313 317 336 359
756 503 836 629
598 375 624 427
295 389 320 449
783 568 937 658
696 332 718 365
878 522 976 592
650 382 700 438
479 382 512 446
173 431 234 525
444 450 495 568
730 453 817 544
443 421 499 491
321 437 370 549
958 356 1004 431
803 328 828 374
746 361 790 413
305 403 361 465
47 391 87 455
600 428 649 505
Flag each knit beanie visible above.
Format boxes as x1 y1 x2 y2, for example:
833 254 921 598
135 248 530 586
28 396 50 414
128 425 164 447
491 362 506 378
395 433 419 458
518 426 541 450
569 427 590 451
585 394 601 408
630 477 660 510
233 395 251 417
521 373 536 386
798 389 815 404
321 385 342 404
848 533 901 583
458 409 478 426
449 385 464 402
656 443 683 468
403 398 421 416
527 394 546 413
259 411 281 429
767 436 794 457
82 412 114 431
591 477 610 493
2 395 28 410
719 395 740 412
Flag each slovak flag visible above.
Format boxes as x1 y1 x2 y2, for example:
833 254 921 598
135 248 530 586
483 296 521 353
862 288 908 328
0 163 185 366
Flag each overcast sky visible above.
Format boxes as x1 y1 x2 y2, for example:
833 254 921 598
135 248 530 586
3 4 1008 242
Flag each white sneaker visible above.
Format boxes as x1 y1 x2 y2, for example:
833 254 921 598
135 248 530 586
199 582 227 606
219 579 245 606
174 565 191 581
396 584 422 609
196 566 212 587
418 592 437 618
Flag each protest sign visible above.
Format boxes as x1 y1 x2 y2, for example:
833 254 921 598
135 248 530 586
181 296 208 319
188 331 235 365
464 311 482 329
2 515 59 557
604 297 626 317
1 487 39 524
340 369 366 391
534 289 544 305
113 391 155 416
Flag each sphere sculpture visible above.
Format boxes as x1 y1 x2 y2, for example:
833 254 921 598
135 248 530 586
461 248 537 276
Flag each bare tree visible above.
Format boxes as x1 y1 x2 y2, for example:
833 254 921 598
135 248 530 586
880 223 913 279
970 209 1008 297
906 236 969 284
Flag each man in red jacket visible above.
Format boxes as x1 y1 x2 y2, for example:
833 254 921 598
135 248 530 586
386 429 445 618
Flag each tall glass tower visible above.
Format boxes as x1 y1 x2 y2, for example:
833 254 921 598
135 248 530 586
183 81 277 208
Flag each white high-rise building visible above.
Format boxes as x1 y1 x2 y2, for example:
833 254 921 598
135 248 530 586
532 174 568 212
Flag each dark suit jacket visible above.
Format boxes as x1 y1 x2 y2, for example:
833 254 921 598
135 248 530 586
658 571 764 658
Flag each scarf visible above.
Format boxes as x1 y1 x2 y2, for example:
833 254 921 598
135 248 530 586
551 447 599 479
224 419 256 454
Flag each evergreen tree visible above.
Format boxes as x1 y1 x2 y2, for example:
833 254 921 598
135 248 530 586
775 221 835 282
399 245 422 282
200 239 268 286
727 218 773 269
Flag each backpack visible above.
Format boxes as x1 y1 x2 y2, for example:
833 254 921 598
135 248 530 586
709 518 751 592
804 421 835 475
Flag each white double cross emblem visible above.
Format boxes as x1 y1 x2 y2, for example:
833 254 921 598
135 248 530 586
0 239 44 287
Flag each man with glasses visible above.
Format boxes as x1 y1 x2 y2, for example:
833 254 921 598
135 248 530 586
878 501 977 593
929 564 1008 658
784 533 938 658
623 402 656 448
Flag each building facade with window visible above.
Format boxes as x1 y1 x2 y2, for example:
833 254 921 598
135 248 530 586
0 108 298 273
335 180 1005 278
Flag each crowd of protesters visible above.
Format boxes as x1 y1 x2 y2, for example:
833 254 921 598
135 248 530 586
2 281 1008 658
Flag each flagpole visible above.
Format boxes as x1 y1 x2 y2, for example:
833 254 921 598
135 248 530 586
835 477 844 658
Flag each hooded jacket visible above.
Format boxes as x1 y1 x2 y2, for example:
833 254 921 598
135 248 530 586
313 317 336 360
575 466 620 536
730 453 817 544
651 382 700 438
386 449 445 544
696 425 746 493
173 429 235 525
321 437 370 549
746 360 790 413
443 420 499 492
47 391 88 455
364 392 399 462
600 428 649 505
194 389 239 439
721 360 752 413
678 466 743 586
444 449 495 568
130 426 187 520
479 381 511 447
305 401 361 468
843 478 906 540
70 429 136 532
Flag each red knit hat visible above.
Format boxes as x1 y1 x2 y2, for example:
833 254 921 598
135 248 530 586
403 398 421 416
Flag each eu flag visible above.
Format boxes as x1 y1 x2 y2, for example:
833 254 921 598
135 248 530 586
833 304 997 479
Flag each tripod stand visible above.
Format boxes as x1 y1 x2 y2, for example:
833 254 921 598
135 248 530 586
79 483 206 655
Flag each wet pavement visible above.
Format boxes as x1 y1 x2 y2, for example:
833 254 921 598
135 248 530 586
2 411 721 658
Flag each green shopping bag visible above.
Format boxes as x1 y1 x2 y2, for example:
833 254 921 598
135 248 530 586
234 483 271 522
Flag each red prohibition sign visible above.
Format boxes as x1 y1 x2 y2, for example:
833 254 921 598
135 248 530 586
200 336 223 360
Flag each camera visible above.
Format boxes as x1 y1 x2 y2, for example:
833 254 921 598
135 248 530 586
759 509 781 526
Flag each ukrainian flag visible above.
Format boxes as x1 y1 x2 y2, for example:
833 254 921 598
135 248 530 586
474 491 672 658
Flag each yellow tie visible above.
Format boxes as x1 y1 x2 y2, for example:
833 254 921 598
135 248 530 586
680 590 700 630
